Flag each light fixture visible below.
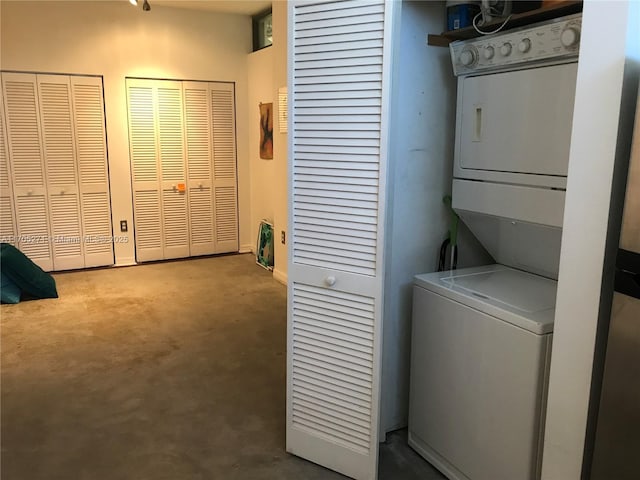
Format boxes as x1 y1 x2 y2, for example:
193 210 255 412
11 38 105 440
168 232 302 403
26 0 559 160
143 0 151 11
129 0 137 5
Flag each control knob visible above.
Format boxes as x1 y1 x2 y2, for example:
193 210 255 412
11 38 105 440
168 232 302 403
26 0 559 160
483 46 495 60
459 46 477 67
561 25 580 48
518 38 531 53
500 42 512 56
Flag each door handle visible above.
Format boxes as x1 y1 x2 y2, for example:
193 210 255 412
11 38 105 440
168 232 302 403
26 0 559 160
473 105 482 142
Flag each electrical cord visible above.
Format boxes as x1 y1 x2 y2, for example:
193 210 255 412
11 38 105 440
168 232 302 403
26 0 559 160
472 10 513 35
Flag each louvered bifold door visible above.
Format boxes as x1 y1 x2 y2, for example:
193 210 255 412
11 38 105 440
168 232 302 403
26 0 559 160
37 74 84 270
127 79 163 262
157 81 189 259
71 76 113 268
210 82 238 253
1 72 53 271
287 1 393 479
0 92 17 245
183 81 215 256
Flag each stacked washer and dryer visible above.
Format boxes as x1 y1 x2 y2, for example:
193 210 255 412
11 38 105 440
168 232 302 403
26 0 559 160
408 14 582 480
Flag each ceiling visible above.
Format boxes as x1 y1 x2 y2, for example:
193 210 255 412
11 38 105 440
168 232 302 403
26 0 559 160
152 1 271 16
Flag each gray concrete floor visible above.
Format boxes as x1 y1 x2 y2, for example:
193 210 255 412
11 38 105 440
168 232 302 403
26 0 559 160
1 254 443 479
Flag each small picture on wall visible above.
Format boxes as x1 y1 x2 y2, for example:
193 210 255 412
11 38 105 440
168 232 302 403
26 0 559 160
259 102 273 159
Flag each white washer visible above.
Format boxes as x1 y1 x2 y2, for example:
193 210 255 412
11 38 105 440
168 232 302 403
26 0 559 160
408 264 555 480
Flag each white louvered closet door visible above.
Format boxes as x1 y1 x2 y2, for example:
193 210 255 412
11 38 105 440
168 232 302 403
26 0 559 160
37 74 84 270
157 81 189 259
1 72 53 271
0 92 17 245
287 1 393 479
71 76 114 268
210 82 238 253
127 79 163 262
183 81 215 256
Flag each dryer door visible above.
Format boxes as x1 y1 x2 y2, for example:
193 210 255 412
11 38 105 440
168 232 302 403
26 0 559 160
458 63 577 177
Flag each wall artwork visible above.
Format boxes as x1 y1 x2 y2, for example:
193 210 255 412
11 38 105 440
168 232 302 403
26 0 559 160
259 102 274 159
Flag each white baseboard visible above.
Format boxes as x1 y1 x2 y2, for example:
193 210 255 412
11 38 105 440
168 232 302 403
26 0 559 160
239 244 253 254
114 260 137 267
273 268 288 286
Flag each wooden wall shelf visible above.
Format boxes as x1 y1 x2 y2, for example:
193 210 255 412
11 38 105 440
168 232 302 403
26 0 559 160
428 1 583 47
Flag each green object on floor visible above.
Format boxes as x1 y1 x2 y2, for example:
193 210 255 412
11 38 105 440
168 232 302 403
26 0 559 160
0 243 58 300
1 271 22 304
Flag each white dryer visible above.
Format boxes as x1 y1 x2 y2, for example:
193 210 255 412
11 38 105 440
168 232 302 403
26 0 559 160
409 265 554 480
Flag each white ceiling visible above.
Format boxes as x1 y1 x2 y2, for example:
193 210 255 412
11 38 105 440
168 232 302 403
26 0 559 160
152 0 271 16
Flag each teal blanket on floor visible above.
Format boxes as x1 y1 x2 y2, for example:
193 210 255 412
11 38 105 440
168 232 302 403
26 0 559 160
0 243 58 303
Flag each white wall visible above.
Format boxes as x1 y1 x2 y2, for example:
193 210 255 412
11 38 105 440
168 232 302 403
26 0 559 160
248 47 275 250
0 0 253 264
379 0 492 435
542 1 640 478
271 0 288 284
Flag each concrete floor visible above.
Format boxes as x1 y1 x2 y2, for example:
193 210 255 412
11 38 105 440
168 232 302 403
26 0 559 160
1 254 443 480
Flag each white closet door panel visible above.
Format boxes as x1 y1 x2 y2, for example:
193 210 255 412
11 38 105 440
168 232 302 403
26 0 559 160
157 81 188 256
37 74 84 269
157 82 186 183
71 76 113 267
71 78 109 185
15 195 53 270
210 82 238 252
127 79 163 262
133 189 162 262
127 82 159 184
49 193 83 270
188 185 215 255
0 93 16 244
288 1 393 478
82 191 113 267
210 83 237 181
2 73 47 193
184 82 213 182
37 75 78 188
214 183 238 253
2 72 53 268
184 81 215 255
162 189 189 259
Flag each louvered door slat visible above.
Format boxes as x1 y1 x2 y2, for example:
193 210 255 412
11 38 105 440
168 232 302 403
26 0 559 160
184 82 215 255
71 76 114 267
210 82 238 253
2 72 53 270
0 92 17 244
15 195 51 267
133 189 162 261
158 86 186 182
288 1 393 478
292 283 376 455
162 189 189 259
37 74 84 270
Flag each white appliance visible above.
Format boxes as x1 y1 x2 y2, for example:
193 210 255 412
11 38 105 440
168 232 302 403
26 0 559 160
410 266 554 480
408 13 582 480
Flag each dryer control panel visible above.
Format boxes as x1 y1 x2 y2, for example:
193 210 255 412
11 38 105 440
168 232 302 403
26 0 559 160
450 13 581 76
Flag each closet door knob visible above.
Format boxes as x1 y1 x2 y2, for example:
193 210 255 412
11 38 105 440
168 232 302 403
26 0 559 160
324 276 336 287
